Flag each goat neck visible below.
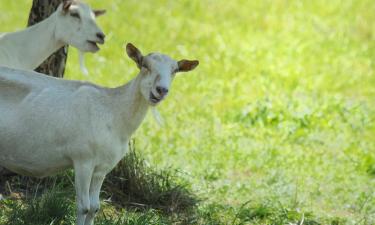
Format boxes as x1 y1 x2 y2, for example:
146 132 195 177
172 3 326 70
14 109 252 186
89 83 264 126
15 11 64 69
111 71 149 140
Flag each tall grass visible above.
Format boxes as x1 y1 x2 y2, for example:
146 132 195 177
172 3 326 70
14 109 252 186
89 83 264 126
104 141 199 214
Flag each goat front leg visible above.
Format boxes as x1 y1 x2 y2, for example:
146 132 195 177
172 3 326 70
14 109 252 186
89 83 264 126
74 162 94 225
84 170 106 225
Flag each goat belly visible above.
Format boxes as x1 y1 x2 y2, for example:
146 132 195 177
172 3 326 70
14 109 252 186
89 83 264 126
0 148 72 178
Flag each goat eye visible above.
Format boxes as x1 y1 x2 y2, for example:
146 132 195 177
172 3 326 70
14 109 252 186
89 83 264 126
70 12 80 19
142 66 150 73
142 64 151 72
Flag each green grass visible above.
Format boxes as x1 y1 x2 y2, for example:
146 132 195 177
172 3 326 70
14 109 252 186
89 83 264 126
1 0 374 224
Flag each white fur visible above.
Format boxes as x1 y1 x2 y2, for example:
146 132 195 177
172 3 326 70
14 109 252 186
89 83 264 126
151 107 164 126
0 43 198 225
79 50 89 75
0 1 105 71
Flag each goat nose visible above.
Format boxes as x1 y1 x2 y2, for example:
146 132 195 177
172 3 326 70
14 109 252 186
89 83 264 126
156 86 168 96
96 32 105 41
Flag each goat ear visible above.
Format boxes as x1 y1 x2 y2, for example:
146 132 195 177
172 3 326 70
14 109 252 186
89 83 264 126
93 9 106 17
126 43 143 69
62 0 72 12
177 60 199 73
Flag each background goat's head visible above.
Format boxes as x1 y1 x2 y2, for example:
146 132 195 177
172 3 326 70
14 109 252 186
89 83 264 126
126 43 199 106
55 0 106 53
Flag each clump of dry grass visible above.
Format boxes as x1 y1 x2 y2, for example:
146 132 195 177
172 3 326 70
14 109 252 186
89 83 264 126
103 141 199 214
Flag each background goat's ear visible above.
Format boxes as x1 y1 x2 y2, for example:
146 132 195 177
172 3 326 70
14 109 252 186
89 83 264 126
126 43 143 69
177 60 199 73
93 9 106 17
62 0 72 12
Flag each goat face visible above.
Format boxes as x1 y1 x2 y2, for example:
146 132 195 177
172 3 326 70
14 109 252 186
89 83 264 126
56 0 106 53
126 43 199 106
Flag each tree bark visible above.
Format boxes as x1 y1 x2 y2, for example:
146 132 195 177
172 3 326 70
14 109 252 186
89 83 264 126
28 0 68 77
0 0 68 179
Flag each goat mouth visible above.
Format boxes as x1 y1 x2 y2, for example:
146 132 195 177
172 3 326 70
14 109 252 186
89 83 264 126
87 40 101 50
149 92 162 104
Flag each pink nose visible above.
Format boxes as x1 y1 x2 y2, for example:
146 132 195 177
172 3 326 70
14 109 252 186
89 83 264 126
156 86 168 96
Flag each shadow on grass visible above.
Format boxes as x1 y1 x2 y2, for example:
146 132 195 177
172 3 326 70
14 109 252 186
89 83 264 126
103 140 199 214
0 189 75 225
0 140 199 224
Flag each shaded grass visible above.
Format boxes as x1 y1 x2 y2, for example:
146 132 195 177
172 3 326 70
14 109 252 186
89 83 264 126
0 171 74 201
0 142 200 224
1 142 198 215
104 141 199 214
1 189 75 225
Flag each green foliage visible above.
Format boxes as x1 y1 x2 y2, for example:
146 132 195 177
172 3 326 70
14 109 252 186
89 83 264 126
96 209 168 225
2 189 74 225
1 0 374 224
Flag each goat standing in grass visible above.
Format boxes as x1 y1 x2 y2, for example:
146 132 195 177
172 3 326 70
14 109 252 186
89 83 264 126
0 43 199 225
0 0 105 71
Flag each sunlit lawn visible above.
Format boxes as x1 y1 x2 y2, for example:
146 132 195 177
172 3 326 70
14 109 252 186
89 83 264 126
1 0 374 224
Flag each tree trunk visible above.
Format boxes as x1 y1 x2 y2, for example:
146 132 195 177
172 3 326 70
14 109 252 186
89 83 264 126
0 0 68 179
28 0 68 77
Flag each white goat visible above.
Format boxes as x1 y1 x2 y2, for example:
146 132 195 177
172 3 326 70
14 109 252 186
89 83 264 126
0 0 105 72
0 43 199 225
